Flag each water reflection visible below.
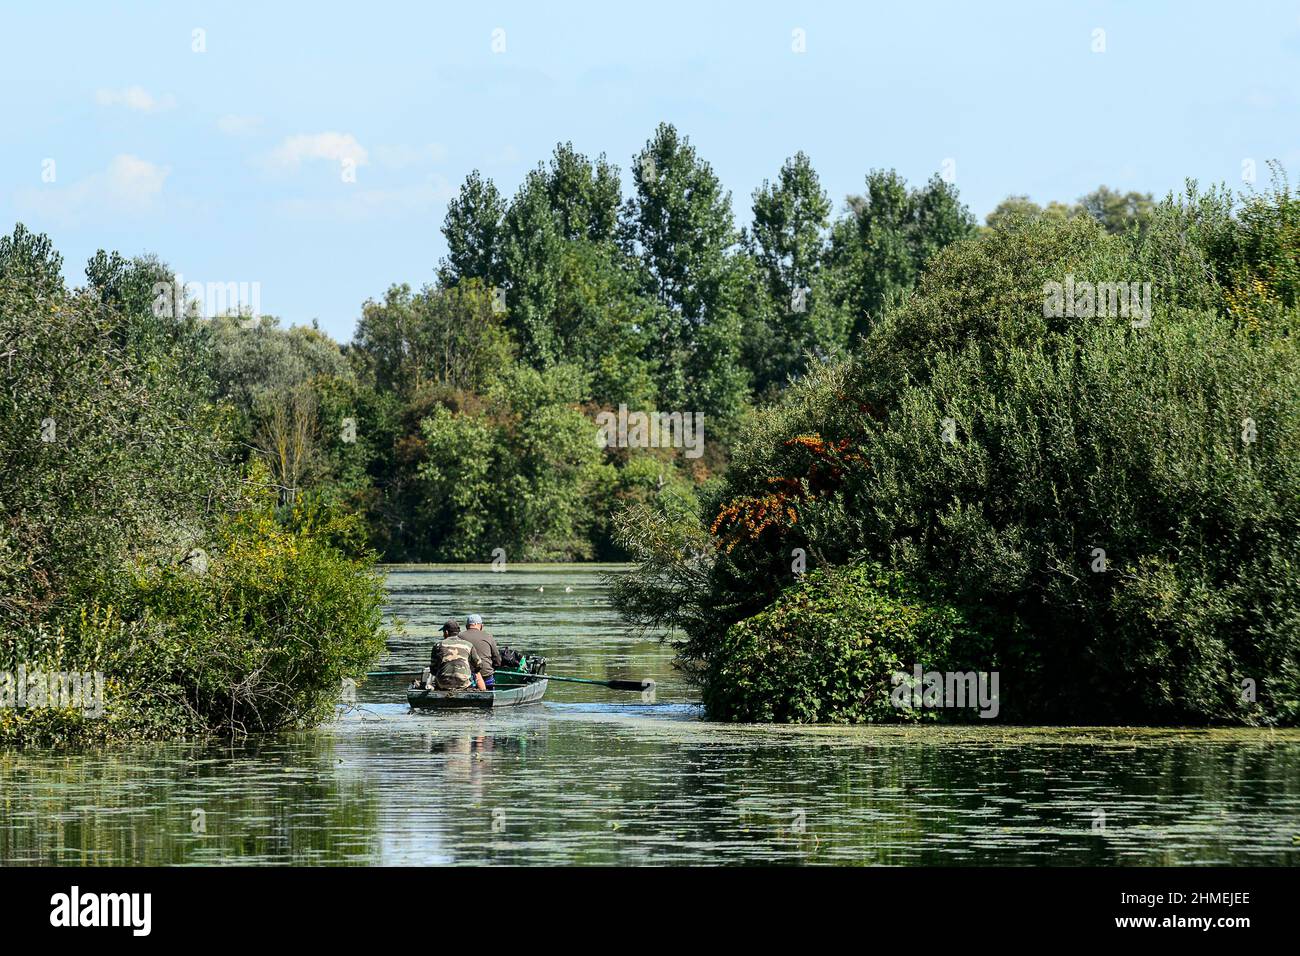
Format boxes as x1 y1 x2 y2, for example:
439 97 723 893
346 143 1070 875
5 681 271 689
0 736 381 866
4 712 1300 866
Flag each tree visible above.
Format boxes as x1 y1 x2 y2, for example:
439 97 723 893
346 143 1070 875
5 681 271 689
549 239 661 410
984 194 1075 230
683 255 753 447
81 249 216 398
1078 186 1154 234
745 152 836 394
85 250 172 316
620 123 749 435
351 279 514 396
0 223 63 294
0 228 239 636
545 142 622 243
749 151 831 306
500 168 566 364
489 144 626 368
984 194 1045 230
826 170 975 341
437 171 506 287
622 123 735 322
417 363 615 560
256 383 321 505
207 315 350 427
985 188 1153 235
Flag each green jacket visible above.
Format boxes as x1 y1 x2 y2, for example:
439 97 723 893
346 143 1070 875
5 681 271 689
431 637 482 690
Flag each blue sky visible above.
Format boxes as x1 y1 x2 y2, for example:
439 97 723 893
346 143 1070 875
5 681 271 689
2 1 1298 342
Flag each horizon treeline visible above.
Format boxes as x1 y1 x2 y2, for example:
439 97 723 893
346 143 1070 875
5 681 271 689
4 122 1156 564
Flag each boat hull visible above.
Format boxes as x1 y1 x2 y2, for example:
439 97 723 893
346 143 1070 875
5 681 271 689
407 677 547 710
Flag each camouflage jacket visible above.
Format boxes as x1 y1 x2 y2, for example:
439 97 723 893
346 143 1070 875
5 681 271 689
431 638 483 690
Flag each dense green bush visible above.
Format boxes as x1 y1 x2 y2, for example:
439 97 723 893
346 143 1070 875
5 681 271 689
1 230 388 746
623 181 1300 725
0 495 386 746
704 563 988 723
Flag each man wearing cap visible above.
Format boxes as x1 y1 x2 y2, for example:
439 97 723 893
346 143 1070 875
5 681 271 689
428 619 487 691
463 614 502 688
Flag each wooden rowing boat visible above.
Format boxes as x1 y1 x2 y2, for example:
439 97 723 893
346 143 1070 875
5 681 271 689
407 673 548 710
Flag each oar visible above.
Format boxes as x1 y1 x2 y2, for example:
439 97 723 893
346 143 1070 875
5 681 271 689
495 669 654 693
364 668 654 693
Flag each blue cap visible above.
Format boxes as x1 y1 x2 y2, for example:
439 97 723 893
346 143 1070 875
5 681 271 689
466 613 483 627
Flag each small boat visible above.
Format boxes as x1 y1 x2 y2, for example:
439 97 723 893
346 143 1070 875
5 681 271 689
407 672 548 710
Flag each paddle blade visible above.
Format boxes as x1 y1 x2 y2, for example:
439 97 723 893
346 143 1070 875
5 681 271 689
606 678 655 692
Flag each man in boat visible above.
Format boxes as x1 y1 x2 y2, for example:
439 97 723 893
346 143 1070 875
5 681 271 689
463 613 502 688
426 619 487 692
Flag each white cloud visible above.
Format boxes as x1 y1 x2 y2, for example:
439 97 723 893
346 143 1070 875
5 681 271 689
266 132 369 171
14 154 171 224
104 154 170 204
217 114 262 136
94 86 176 112
273 176 455 221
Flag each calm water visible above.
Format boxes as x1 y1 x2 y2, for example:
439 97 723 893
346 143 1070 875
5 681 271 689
2 565 1298 866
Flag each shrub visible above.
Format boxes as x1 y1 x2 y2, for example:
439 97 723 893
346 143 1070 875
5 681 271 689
124 503 386 735
0 498 386 746
703 562 989 723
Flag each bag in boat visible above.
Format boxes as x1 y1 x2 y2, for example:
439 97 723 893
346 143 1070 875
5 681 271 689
499 647 547 675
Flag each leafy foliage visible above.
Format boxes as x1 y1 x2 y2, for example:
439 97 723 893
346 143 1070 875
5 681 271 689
703 563 987 723
985 186 1155 235
631 178 1300 726
416 364 616 560
826 170 976 343
0 227 386 745
352 279 514 396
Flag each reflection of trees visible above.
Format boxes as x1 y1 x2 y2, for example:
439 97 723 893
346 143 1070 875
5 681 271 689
489 735 1300 866
4 727 1295 866
381 719 1300 866
427 731 500 802
0 735 380 865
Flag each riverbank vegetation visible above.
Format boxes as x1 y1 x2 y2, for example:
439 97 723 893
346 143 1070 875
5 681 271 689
6 119 1289 736
616 171 1300 726
0 230 385 746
